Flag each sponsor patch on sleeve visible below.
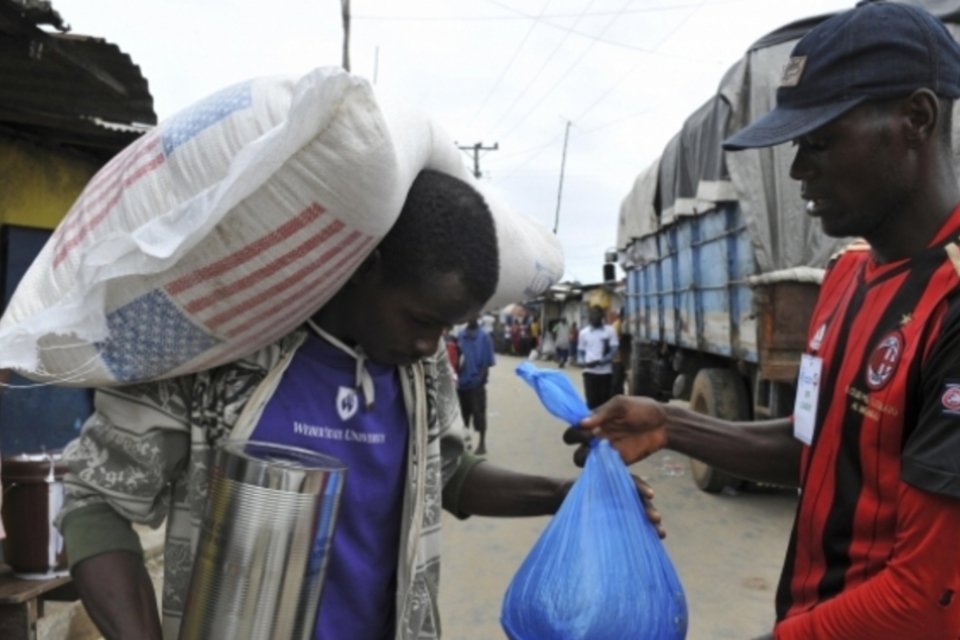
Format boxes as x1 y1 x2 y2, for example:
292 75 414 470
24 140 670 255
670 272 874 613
940 381 960 415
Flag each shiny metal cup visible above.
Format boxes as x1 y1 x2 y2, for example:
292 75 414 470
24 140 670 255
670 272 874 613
179 440 346 640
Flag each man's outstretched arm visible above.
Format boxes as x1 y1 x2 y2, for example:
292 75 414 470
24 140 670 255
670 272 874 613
72 550 162 640
446 459 664 537
574 395 802 487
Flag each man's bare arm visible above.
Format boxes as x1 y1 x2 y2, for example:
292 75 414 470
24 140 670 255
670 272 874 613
72 551 162 640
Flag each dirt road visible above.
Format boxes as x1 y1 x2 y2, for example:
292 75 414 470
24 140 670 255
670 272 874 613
439 354 797 640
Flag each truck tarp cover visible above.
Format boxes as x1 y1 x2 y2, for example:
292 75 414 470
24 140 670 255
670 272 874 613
618 0 960 272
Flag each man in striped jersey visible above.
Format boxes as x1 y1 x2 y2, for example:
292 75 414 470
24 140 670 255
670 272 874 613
574 3 960 638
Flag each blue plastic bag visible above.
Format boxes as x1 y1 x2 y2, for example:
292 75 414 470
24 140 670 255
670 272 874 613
502 363 688 640
515 361 592 425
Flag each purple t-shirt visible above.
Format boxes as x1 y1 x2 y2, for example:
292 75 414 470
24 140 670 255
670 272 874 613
253 334 408 640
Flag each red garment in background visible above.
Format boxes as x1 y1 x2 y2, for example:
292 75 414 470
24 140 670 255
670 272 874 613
445 337 460 381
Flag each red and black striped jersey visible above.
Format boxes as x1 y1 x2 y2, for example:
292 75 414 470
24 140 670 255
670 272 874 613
777 206 960 622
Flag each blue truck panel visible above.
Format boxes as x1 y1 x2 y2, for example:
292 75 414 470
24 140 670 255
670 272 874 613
628 202 759 364
674 223 696 350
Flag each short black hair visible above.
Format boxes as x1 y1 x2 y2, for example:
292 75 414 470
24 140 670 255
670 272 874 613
378 169 499 304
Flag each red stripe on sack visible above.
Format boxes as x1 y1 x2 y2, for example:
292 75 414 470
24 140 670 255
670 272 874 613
251 238 377 341
77 136 163 211
53 152 166 268
221 234 375 340
204 230 365 330
165 204 329 296
180 235 375 374
56 135 163 241
217 238 376 351
178 218 343 313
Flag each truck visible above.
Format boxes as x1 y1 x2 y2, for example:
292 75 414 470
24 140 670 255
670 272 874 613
612 0 960 492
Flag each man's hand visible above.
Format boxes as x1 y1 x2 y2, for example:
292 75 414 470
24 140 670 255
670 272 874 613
559 473 665 538
565 395 669 466
631 474 665 539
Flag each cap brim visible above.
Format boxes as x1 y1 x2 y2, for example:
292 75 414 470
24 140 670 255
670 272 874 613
722 97 867 150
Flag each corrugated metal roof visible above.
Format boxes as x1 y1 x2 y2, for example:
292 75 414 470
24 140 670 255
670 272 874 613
6 0 66 30
0 0 156 160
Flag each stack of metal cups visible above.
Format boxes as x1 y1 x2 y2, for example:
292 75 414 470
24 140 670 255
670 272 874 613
179 440 346 640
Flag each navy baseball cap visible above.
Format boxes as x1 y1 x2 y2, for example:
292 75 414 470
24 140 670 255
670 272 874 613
723 1 960 150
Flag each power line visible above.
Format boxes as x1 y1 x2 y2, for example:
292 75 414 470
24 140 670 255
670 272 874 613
567 0 707 125
484 0 598 136
483 0 718 58
341 0 351 71
490 0 709 179
469 0 554 125
355 0 743 21
553 120 572 234
495 107 649 169
495 0 634 140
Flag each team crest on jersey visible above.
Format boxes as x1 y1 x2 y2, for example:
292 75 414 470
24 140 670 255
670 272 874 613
336 386 359 421
809 322 827 351
942 383 960 415
865 330 904 391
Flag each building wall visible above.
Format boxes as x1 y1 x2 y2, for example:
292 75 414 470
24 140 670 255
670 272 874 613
0 136 98 229
0 135 99 455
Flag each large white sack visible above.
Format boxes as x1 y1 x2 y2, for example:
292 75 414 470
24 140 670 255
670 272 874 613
0 66 562 387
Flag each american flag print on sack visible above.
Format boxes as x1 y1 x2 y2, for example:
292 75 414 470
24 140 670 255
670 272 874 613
96 290 221 381
96 204 375 381
52 82 255 270
61 80 376 382
95 210 375 381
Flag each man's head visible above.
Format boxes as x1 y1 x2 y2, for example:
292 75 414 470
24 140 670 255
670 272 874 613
723 2 960 151
588 305 605 328
723 3 960 250
324 169 499 365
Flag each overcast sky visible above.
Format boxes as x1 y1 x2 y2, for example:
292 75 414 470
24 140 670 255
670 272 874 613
49 0 855 285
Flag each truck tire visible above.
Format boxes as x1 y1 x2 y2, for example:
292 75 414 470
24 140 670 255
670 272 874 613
688 368 750 493
628 341 660 397
628 358 656 397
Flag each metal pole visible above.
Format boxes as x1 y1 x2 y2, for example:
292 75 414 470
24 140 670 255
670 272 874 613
341 0 351 71
472 142 482 179
553 120 571 234
457 142 499 179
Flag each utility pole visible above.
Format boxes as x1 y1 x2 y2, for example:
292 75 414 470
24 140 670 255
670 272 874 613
553 120 571 234
341 0 351 71
457 141 499 179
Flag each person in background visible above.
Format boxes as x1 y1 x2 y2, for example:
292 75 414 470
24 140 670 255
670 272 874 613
553 318 571 368
573 4 960 638
610 310 629 395
577 305 618 409
456 317 496 455
529 316 541 354
58 169 661 640
569 321 579 365
510 318 522 355
480 313 496 335
443 327 459 383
